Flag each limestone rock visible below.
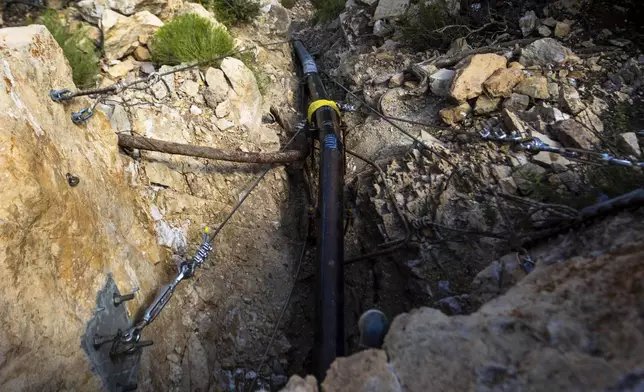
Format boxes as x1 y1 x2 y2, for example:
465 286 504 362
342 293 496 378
559 84 585 115
177 2 227 30
474 95 501 115
547 82 559 100
215 100 231 118
502 93 530 112
189 105 203 115
554 21 572 37
530 131 571 167
616 132 641 157
220 57 262 131
514 76 549 99
107 0 181 17
551 119 599 149
439 102 471 125
519 10 538 37
204 67 230 106
519 38 575 67
429 69 456 97
542 17 557 27
102 10 163 61
512 162 547 193
133 45 150 61
449 54 508 102
77 0 109 24
322 350 400 392
180 80 200 96
538 25 552 37
0 25 164 390
389 72 405 88
107 59 134 78
575 107 603 134
373 0 410 20
281 375 319 392
483 67 525 97
502 109 527 134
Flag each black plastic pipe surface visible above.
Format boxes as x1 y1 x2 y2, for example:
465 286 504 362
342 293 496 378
294 40 345 380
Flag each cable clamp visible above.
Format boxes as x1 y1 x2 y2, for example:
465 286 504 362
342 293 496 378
307 99 342 124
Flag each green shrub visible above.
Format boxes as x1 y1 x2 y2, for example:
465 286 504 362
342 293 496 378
149 13 235 65
197 0 261 25
311 0 345 23
38 10 99 89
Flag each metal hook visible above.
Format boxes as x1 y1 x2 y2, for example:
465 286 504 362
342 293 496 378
71 107 94 124
50 89 73 102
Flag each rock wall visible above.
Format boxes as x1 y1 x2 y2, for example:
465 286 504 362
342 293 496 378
282 208 644 391
0 25 169 390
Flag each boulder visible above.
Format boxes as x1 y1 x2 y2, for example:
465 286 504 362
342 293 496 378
502 93 530 112
106 58 135 78
133 45 151 61
514 76 550 99
616 132 641 157
281 375 319 392
483 67 525 97
502 109 527 134
439 102 471 125
530 131 571 167
177 2 227 30
0 25 164 390
322 350 400 392
537 25 552 37
220 57 263 131
373 0 410 20
551 119 599 149
77 0 109 24
519 10 538 37
204 67 231 107
474 95 501 115
559 84 585 115
519 38 575 67
389 72 405 87
554 21 572 37
107 0 182 17
449 54 508 102
430 69 456 96
102 10 163 61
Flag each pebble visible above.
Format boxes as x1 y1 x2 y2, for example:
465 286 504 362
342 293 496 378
190 105 203 115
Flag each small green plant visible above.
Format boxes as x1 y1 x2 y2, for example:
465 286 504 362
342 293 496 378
149 13 235 65
583 165 644 199
197 0 261 25
38 10 99 89
400 2 469 51
280 0 296 9
311 0 345 23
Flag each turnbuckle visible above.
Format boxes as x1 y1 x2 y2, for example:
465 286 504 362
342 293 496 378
72 107 95 124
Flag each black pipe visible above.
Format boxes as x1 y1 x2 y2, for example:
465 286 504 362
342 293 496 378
293 40 345 379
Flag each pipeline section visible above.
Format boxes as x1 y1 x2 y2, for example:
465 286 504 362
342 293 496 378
293 40 345 380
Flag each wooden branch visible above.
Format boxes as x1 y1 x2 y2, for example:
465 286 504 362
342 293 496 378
434 37 539 68
117 134 307 164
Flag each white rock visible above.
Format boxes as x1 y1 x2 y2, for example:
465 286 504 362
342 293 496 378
429 69 455 97
373 0 410 20
616 132 641 157
190 105 203 115
102 10 163 61
220 57 262 131
181 80 200 96
215 100 231 118
519 10 538 37
216 118 235 131
107 59 135 78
